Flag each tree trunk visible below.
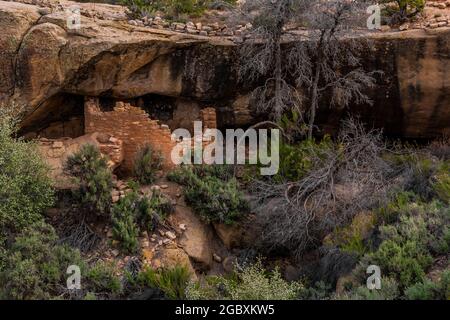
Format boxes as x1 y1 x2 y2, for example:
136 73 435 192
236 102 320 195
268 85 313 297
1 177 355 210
308 66 321 139
275 37 282 118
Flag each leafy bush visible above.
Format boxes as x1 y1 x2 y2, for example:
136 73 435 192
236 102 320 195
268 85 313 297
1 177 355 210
86 261 123 296
133 144 163 185
369 240 432 288
325 213 376 257
389 153 449 202
0 106 54 234
137 265 191 299
168 165 249 224
381 0 425 22
122 0 229 19
111 195 140 253
274 136 333 182
338 277 400 300
297 281 332 300
405 270 450 300
433 161 450 204
0 221 85 299
0 218 122 300
359 198 449 290
186 260 303 300
64 144 113 215
111 190 173 253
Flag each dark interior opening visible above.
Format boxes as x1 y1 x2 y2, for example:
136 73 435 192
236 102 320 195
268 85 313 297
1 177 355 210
20 93 85 139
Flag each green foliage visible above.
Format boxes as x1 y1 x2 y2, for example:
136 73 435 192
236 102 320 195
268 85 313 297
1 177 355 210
168 165 249 224
297 281 332 300
274 136 333 182
0 221 84 299
433 161 450 204
381 0 425 19
340 233 368 257
111 190 173 253
186 260 303 300
86 261 122 295
376 191 416 224
111 194 140 253
0 107 54 234
338 277 400 300
369 240 432 288
133 144 163 185
405 270 450 300
326 213 376 257
363 199 449 289
121 0 237 19
64 144 113 215
137 265 191 299
387 153 449 202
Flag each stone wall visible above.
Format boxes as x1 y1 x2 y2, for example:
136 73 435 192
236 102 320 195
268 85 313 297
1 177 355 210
200 107 217 130
38 132 123 189
84 97 177 174
84 98 219 174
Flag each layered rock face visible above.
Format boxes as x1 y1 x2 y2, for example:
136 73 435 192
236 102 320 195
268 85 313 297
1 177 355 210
1 1 449 139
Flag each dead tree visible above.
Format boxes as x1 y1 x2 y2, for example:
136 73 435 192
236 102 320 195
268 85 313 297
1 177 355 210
289 0 380 138
238 0 379 138
251 117 395 257
238 0 310 122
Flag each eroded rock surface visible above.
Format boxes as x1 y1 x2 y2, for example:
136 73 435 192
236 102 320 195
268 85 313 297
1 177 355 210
1 0 449 138
37 131 123 188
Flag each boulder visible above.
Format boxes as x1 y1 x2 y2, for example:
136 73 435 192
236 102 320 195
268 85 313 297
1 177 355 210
144 246 197 280
172 205 214 270
212 222 244 250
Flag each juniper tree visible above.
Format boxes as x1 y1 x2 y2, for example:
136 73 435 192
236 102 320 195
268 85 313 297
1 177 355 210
290 0 380 138
238 0 310 122
238 0 379 138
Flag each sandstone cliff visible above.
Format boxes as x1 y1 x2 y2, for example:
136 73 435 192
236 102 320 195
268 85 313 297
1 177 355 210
1 0 449 138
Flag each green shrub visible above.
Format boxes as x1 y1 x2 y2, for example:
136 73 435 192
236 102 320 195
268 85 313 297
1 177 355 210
0 221 85 300
0 107 54 234
111 194 140 253
137 265 191 299
326 213 376 257
376 191 416 224
362 199 449 289
340 233 368 257
111 190 173 253
86 261 122 296
381 0 425 20
389 153 449 202
186 260 303 300
168 165 249 224
369 240 432 288
405 270 450 300
64 144 113 215
133 144 163 185
136 190 174 229
433 161 450 204
338 277 400 300
121 0 230 19
274 136 333 182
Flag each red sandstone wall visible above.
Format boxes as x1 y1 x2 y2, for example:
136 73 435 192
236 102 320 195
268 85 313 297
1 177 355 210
84 98 176 174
